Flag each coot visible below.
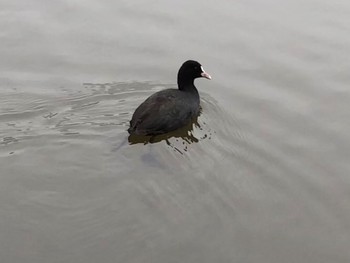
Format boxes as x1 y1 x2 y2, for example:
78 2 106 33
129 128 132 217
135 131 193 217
128 60 211 136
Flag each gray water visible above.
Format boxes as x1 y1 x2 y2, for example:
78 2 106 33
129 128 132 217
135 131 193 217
1 0 350 262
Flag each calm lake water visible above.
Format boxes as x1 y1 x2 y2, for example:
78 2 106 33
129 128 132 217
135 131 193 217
1 0 350 262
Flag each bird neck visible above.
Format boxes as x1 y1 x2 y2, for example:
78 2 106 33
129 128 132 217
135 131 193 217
178 78 196 92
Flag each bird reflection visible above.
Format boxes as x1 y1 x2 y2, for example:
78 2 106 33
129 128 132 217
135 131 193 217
128 116 200 146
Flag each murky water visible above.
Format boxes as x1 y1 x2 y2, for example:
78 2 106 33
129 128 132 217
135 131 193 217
1 0 350 262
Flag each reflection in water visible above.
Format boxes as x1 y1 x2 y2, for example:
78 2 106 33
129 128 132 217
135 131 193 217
128 116 201 153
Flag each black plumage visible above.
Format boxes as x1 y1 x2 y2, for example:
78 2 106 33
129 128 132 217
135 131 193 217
128 60 211 136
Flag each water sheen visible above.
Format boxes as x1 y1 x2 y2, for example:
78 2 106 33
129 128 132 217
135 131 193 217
1 0 350 262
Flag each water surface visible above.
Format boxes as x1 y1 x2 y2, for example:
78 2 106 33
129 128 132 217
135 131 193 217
1 0 350 262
